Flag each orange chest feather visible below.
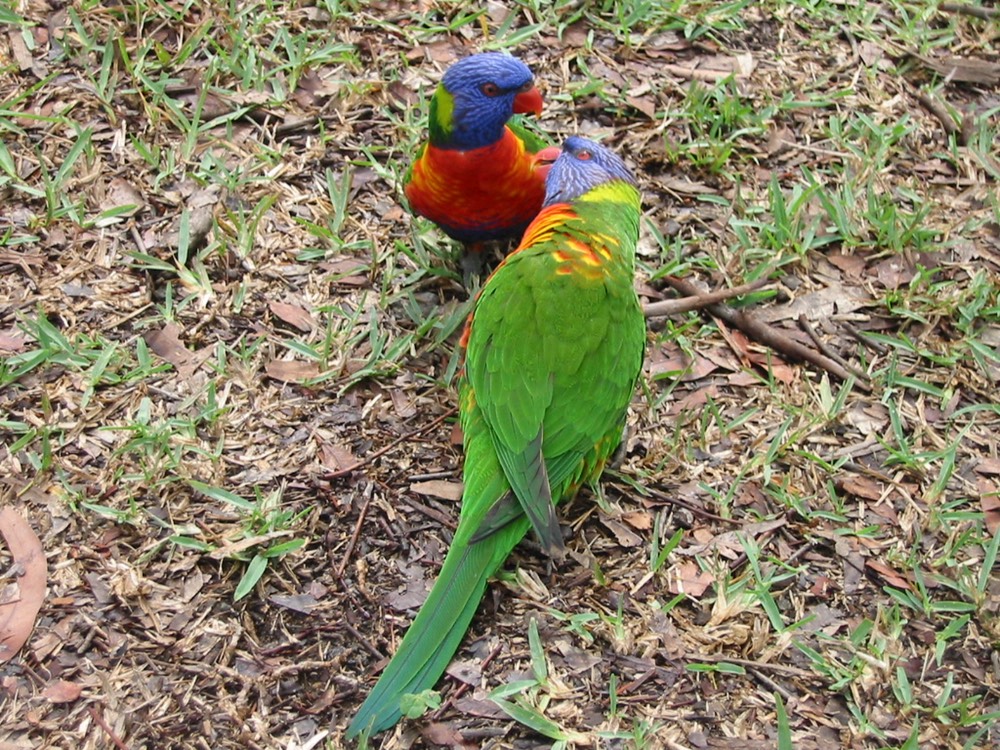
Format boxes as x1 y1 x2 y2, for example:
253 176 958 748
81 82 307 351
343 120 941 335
406 128 546 236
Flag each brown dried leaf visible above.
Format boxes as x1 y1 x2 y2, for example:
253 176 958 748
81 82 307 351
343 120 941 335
269 593 320 614
264 359 321 383
143 324 208 379
622 510 653 531
866 559 911 590
975 458 1000 476
0 331 28 353
840 475 884 501
666 560 713 597
873 257 915 290
42 679 82 704
420 723 466 747
601 517 643 547
410 480 463 502
978 478 1000 535
100 177 145 218
269 301 315 332
318 441 357 471
0 508 47 664
916 54 1000 85
625 94 657 119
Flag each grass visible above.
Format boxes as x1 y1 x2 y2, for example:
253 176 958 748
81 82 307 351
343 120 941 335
2 0 1000 748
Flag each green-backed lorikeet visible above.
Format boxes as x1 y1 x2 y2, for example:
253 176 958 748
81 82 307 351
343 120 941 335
346 136 646 740
403 52 560 278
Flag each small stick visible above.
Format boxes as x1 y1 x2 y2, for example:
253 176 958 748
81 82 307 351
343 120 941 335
797 315 871 382
643 278 770 318
747 666 795 702
323 407 457 479
663 276 871 391
940 2 999 20
843 323 889 355
88 706 130 750
915 91 958 139
336 488 373 578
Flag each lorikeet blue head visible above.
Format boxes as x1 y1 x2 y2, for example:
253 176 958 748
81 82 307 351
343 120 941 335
543 136 637 206
428 52 544 151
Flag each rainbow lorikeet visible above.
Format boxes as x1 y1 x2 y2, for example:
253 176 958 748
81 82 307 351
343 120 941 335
347 136 646 739
403 52 560 277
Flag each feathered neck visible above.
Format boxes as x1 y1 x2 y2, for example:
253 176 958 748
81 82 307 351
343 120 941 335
427 85 507 151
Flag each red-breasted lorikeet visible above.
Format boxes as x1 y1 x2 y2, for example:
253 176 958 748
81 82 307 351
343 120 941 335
403 52 560 276
347 136 646 739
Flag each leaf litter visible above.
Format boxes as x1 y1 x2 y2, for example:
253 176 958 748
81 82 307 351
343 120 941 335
1 2 999 749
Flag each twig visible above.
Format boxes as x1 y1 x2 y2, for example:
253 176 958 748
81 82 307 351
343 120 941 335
797 315 872 383
88 706 130 750
684 653 813 678
842 322 889 355
336 487 373 578
343 619 387 661
915 90 958 140
622 480 742 525
747 666 795 702
643 278 770 318
940 2 1000 21
663 276 872 391
323 407 457 479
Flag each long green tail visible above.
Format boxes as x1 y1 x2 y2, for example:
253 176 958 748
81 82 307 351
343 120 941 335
346 514 530 738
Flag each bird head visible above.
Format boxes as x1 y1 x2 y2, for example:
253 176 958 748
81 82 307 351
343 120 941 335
428 53 544 150
543 136 637 206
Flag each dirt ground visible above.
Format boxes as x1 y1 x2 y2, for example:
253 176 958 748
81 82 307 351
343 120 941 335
2 2 999 749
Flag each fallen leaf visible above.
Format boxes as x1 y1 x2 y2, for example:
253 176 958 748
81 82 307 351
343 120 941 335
666 560 714 597
978 478 1000 535
0 508 47 665
421 723 465 747
866 559 911 590
840 475 884 501
143 323 210 379
410 480 463 502
445 659 481 686
42 679 82 704
975 458 1000 476
625 94 657 119
622 511 653 531
100 177 145 218
873 257 915 289
317 440 356 471
269 593 320 614
269 301 314 332
0 331 28 353
601 517 643 547
264 359 320 383
914 53 1000 85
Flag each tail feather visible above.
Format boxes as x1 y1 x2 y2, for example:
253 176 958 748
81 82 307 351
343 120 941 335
345 520 528 738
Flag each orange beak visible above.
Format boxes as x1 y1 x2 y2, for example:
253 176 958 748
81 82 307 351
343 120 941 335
513 85 544 117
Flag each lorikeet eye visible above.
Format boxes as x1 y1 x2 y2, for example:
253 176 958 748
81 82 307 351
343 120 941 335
517 81 533 93
576 149 593 160
481 82 500 96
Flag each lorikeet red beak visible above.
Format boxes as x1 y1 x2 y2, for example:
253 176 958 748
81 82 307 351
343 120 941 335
533 145 562 180
513 85 544 116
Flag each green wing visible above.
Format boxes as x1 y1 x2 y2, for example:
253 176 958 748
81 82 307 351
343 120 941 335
464 194 644 552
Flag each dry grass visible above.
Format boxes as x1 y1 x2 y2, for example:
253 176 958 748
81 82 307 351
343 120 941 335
2 1 999 749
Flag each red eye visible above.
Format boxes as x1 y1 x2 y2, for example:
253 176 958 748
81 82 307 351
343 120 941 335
481 82 500 96
518 81 533 93
577 149 592 160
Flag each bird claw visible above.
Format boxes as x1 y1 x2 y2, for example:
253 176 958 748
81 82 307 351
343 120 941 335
461 250 487 290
